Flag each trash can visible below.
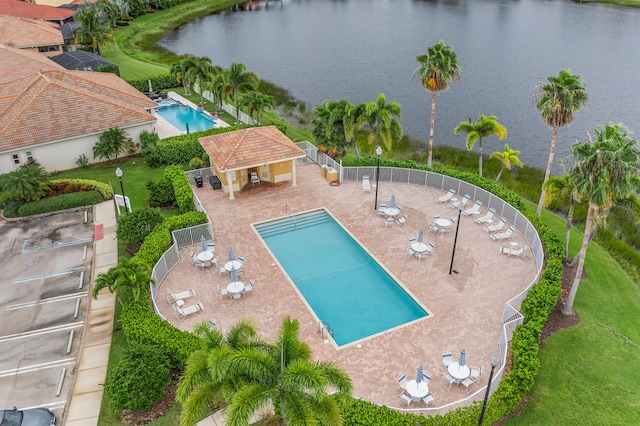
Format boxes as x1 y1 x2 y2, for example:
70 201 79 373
209 175 222 190
194 175 203 188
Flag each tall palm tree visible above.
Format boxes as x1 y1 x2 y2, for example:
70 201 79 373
0 163 50 202
238 91 276 124
542 172 577 261
187 56 214 105
73 5 114 55
455 115 507 177
170 56 197 96
562 123 640 315
201 71 228 112
490 143 523 183
312 100 350 155
414 40 461 168
343 101 366 159
358 93 403 154
92 257 154 305
534 69 588 217
221 62 260 124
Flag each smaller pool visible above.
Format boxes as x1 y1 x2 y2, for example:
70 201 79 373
156 104 215 133
156 99 177 107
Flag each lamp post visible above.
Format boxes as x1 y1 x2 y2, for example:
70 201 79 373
478 352 501 426
448 200 464 274
373 145 383 210
115 167 128 213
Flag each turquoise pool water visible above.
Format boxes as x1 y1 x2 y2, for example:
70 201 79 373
254 209 428 347
157 103 215 133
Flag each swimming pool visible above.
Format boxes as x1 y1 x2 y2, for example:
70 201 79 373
156 103 215 133
254 209 429 347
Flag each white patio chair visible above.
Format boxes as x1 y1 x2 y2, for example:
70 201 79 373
405 247 416 260
396 214 408 226
218 284 229 300
423 370 432 385
191 251 205 272
397 373 408 391
398 392 413 407
415 252 428 263
244 279 255 296
207 243 215 254
174 302 204 320
462 200 482 216
423 392 438 406
250 171 260 185
470 365 483 380
461 375 477 394
484 218 507 233
167 288 196 304
442 350 453 367
428 223 439 235
425 242 435 253
377 204 387 216
436 189 456 203
213 258 227 277
440 371 457 390
362 175 371 192
475 208 496 225
451 194 470 209
385 216 395 227
408 237 417 244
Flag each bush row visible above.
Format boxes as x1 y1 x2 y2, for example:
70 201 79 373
49 178 113 199
126 74 179 93
164 165 195 214
17 191 103 216
156 125 250 165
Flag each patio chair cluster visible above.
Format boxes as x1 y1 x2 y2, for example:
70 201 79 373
439 349 483 393
167 287 204 320
396 371 438 407
406 237 435 262
428 215 455 237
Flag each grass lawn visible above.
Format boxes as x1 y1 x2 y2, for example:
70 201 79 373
101 42 170 81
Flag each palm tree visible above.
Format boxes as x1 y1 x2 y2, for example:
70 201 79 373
358 93 403 154
92 257 154 305
238 91 276 124
74 5 114 55
490 143 523 183
534 69 588 217
542 171 577 260
177 317 353 426
312 100 350 156
562 123 640 315
343 101 366 159
171 56 197 96
93 127 131 163
455 115 507 177
414 40 461 168
202 72 228 112
221 62 260 124
0 163 50 202
187 56 214 105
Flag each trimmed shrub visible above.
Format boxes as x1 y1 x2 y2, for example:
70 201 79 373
116 207 164 245
164 165 194 214
146 178 176 207
48 179 112 199
17 191 102 216
104 342 173 411
2 201 23 218
126 74 178 92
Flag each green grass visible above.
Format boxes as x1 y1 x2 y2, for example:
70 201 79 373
101 42 170 81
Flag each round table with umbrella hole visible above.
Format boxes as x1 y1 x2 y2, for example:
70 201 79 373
197 251 214 262
406 380 429 399
227 282 244 299
447 363 470 381
225 260 243 271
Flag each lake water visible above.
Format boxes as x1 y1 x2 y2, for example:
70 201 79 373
159 0 640 171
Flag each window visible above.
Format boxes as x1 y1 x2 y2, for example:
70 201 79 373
26 151 34 163
12 154 20 165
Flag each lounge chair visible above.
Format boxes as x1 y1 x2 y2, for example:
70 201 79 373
475 208 496 225
484 218 507 233
174 302 204 320
451 194 470 209
167 287 196 304
500 245 527 258
436 189 456 203
250 171 260 185
362 175 371 192
462 200 482 216
491 226 515 242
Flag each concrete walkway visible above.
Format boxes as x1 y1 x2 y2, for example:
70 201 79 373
66 201 118 426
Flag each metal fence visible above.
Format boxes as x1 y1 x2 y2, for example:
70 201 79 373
296 141 545 415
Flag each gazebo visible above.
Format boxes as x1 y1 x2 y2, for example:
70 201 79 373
199 126 307 200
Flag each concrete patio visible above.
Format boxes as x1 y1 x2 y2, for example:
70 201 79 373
157 162 536 412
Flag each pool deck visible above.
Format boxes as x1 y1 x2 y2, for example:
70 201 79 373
157 163 537 412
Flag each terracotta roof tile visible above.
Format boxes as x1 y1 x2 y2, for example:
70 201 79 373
199 126 307 172
0 0 73 22
0 43 62 83
0 15 63 47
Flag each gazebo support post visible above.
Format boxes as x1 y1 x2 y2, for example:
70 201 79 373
291 160 297 187
226 171 235 200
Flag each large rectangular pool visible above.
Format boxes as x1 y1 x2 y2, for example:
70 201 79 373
254 209 429 347
156 103 215 133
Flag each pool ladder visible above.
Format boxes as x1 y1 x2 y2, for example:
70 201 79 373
318 320 334 338
284 204 297 229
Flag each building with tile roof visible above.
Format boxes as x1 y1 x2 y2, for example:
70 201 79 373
0 44 158 173
0 14 64 57
0 0 74 25
199 126 307 199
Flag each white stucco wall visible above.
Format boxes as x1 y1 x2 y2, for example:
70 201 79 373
0 123 154 174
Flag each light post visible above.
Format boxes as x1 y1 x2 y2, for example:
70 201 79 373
373 145 383 210
478 352 501 426
115 167 129 213
448 200 464 274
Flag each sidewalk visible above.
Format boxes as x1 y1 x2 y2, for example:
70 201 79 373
65 201 118 426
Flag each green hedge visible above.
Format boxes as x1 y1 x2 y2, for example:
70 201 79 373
17 191 103 216
49 178 113 199
156 124 250 165
126 74 179 92
164 165 195 214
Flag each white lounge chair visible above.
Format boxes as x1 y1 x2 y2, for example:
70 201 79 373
436 189 456 203
500 245 527 259
462 200 482 216
362 175 371 192
174 302 204 320
491 226 516 242
167 288 196 304
484 218 507 233
475 207 496 225
250 171 260 185
451 194 470 209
